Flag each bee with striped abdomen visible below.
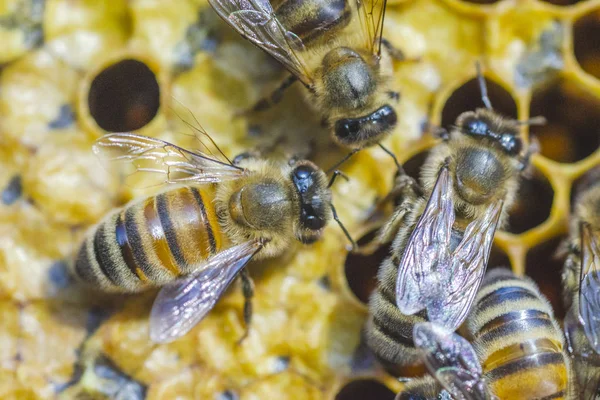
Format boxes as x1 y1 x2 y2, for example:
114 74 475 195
465 268 570 399
207 0 403 153
562 182 600 399
73 132 353 343
365 65 538 370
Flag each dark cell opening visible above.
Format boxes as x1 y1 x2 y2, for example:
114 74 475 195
344 230 391 304
335 379 395 400
402 150 430 183
530 79 600 163
441 76 518 129
505 169 554 234
487 245 511 270
88 59 160 132
574 8 600 79
525 236 567 320
540 0 587 5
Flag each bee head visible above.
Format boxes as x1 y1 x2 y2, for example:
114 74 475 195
333 104 397 148
290 161 332 244
456 109 522 156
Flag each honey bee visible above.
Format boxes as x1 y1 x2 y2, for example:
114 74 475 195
73 132 353 343
465 268 570 399
561 182 600 399
207 0 402 152
365 65 537 369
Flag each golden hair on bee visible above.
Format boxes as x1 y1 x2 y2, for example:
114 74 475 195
73 131 353 344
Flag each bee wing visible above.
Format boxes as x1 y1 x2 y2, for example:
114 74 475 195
93 133 244 188
396 166 454 315
413 322 482 378
579 223 600 353
208 0 313 86
355 0 388 56
436 369 493 400
149 241 262 343
428 201 503 331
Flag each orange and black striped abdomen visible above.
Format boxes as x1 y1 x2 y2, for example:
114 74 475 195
74 186 224 292
466 269 569 400
272 0 351 45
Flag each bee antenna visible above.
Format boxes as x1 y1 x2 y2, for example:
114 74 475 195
326 149 360 174
330 203 357 251
475 61 493 111
328 170 349 188
516 116 547 126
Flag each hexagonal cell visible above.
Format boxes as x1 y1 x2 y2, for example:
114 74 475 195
402 150 430 182
88 59 160 132
530 78 600 163
525 236 567 319
574 8 600 79
344 230 391 304
335 379 395 400
441 77 517 128
505 168 554 234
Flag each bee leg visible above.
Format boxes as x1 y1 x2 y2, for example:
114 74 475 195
381 38 420 63
235 75 298 117
237 268 254 345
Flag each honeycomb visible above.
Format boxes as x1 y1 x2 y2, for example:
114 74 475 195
1 0 600 399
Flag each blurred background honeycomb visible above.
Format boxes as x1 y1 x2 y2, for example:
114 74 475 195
1 0 599 399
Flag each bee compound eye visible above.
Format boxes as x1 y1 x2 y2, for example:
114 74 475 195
465 118 489 137
335 118 361 140
500 134 522 154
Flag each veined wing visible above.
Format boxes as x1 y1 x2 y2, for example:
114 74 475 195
149 241 262 343
414 322 491 400
208 0 313 86
355 0 387 56
94 133 244 187
579 223 600 354
428 201 503 331
396 165 454 315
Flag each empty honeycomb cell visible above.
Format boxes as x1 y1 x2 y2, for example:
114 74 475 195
525 236 567 319
88 59 160 133
505 168 554 234
529 78 600 163
487 245 511 269
540 0 587 5
401 149 431 182
335 379 395 400
573 7 600 79
344 230 391 305
441 76 518 129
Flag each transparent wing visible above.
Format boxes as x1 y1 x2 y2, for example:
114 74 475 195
413 322 489 400
428 201 503 331
396 166 454 315
355 0 387 56
208 0 313 86
579 223 600 354
149 241 262 343
93 133 244 188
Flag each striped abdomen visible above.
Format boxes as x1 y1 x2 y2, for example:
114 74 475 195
465 269 569 400
272 0 351 45
74 187 224 292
